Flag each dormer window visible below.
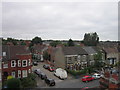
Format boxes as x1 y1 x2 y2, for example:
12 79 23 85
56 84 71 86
11 60 16 67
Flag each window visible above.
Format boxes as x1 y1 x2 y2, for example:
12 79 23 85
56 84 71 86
74 56 77 61
3 52 6 56
11 71 16 78
18 70 21 78
22 60 27 67
11 60 16 67
18 60 21 67
22 70 27 78
78 55 81 59
28 69 31 73
67 57 72 64
3 64 8 68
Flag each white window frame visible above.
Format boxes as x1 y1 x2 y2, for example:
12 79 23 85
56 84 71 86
22 70 27 78
3 63 8 68
22 60 27 67
11 71 16 78
28 59 31 66
18 60 21 67
11 60 16 67
18 70 21 78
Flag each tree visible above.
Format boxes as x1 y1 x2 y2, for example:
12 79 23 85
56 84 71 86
67 39 75 46
31 36 42 45
94 51 103 69
43 51 50 61
83 32 99 46
21 73 37 88
6 78 21 88
50 40 61 47
20 41 26 45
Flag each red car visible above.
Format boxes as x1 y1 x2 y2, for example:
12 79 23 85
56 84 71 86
82 75 94 82
48 66 55 72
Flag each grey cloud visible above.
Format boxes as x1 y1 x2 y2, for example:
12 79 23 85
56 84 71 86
2 2 118 40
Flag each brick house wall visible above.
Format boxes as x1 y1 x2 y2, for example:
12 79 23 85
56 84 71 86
2 54 32 81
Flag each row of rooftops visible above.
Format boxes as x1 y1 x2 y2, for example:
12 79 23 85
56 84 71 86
0 44 119 61
62 46 93 55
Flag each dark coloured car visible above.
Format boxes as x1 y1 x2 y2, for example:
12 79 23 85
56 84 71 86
33 62 38 66
34 69 41 75
38 72 47 80
43 64 50 69
45 78 55 86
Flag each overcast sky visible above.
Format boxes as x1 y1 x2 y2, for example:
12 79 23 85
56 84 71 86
2 0 118 41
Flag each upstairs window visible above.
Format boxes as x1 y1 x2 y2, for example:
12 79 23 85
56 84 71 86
18 60 21 67
67 57 72 64
11 60 16 67
22 60 27 67
74 56 77 61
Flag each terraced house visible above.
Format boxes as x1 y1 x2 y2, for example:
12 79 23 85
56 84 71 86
52 46 89 70
2 45 32 81
103 47 119 65
82 47 97 66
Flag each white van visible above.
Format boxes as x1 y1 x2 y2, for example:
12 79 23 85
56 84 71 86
54 68 67 80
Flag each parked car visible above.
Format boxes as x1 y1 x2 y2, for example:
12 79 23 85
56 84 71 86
81 87 89 90
54 68 67 80
92 73 103 79
43 64 50 69
94 70 100 73
45 78 55 86
82 75 94 82
34 69 41 75
33 61 38 66
38 72 47 80
48 66 55 72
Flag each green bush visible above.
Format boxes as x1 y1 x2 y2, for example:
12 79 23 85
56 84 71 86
66 67 95 76
66 69 87 76
21 73 37 88
6 78 21 88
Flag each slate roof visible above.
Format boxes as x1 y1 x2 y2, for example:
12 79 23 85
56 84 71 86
82 47 97 54
2 45 31 61
33 44 47 52
62 46 88 55
103 47 118 54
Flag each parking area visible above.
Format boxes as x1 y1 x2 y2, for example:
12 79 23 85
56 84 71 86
32 62 100 88
32 62 74 87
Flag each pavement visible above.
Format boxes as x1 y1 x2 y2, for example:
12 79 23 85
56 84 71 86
32 62 74 88
32 62 100 88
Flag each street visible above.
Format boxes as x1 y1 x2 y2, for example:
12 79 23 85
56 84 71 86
32 62 100 88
